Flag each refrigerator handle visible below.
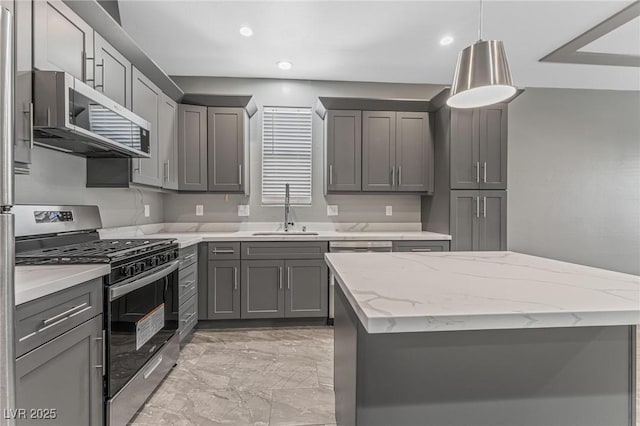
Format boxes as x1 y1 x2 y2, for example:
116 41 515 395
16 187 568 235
0 6 13 207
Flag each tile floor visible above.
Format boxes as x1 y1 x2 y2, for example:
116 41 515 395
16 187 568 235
130 327 336 426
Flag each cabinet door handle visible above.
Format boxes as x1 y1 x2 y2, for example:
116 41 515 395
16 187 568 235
329 165 333 185
94 59 105 90
483 162 487 183
238 164 242 186
287 267 291 290
233 267 238 291
95 330 105 376
483 196 487 218
279 267 283 290
23 103 34 149
476 161 480 183
163 161 169 183
398 166 402 186
476 196 480 218
391 166 395 187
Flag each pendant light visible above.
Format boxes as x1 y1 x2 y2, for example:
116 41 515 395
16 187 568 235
447 0 516 109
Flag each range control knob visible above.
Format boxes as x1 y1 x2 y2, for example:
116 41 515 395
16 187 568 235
135 262 145 273
126 265 136 277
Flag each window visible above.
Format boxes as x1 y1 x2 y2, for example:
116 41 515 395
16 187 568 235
262 106 313 205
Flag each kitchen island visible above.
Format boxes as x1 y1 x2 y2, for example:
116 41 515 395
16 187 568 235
325 251 640 426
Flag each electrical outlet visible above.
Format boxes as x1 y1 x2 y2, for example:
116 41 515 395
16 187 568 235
196 205 204 216
327 205 338 216
386 206 393 216
238 205 250 217
144 204 150 217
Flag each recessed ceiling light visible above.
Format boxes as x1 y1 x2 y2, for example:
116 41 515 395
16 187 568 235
239 26 253 37
440 36 454 46
277 61 292 70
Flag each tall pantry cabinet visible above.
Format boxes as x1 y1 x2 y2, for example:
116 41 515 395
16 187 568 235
421 103 509 251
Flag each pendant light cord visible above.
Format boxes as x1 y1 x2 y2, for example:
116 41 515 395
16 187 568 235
478 0 484 41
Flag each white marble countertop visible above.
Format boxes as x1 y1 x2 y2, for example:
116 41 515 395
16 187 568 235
15 264 110 306
325 251 640 334
137 230 451 248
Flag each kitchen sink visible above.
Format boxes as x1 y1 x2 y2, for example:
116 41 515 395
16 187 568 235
252 231 319 236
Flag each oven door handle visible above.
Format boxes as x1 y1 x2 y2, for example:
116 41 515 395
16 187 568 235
109 260 180 301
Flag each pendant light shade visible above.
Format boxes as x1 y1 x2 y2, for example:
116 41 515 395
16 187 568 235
447 40 515 109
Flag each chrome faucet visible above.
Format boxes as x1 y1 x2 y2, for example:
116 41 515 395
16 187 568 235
284 183 294 232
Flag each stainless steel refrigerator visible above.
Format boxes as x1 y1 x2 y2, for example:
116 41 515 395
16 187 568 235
0 6 14 426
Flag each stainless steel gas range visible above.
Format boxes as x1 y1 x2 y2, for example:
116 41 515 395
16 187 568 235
14 205 179 426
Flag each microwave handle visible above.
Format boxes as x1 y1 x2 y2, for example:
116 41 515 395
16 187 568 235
109 259 180 301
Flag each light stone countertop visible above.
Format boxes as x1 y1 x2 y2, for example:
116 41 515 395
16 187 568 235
132 230 452 249
15 264 110 306
325 251 640 334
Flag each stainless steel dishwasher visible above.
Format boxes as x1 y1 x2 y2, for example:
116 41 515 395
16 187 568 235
328 241 393 320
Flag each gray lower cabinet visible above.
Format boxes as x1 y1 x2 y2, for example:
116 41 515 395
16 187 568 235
178 245 198 342
13 0 32 172
16 314 103 426
178 104 208 191
93 32 130 108
450 190 506 251
241 260 285 319
326 110 362 192
131 66 162 187
285 259 328 318
392 241 450 252
33 0 94 84
207 260 241 319
362 111 396 191
208 107 247 193
450 105 507 190
160 94 179 190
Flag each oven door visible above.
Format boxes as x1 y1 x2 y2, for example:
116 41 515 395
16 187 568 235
106 260 179 398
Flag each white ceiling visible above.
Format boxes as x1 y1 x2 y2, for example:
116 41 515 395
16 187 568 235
119 0 640 90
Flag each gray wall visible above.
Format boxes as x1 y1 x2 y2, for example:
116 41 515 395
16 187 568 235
508 88 640 275
15 147 164 228
166 77 444 223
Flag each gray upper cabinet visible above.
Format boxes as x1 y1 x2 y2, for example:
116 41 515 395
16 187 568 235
16 315 103 426
207 107 246 193
241 260 285 319
131 67 162 187
478 106 508 190
33 0 94 84
326 110 362 192
362 111 396 191
178 104 208 191
450 105 507 190
207 260 241 320
285 260 328 318
160 94 179 190
450 190 506 251
93 32 130 108
396 112 432 192
13 0 33 171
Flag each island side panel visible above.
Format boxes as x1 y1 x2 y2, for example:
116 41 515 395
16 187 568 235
352 323 633 426
334 284 358 426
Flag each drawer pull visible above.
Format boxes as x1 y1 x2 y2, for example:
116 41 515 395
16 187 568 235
180 280 195 288
43 302 88 325
18 331 37 342
38 316 68 333
143 356 163 379
69 306 93 318
182 253 196 261
410 248 433 252
181 312 196 323
212 249 235 254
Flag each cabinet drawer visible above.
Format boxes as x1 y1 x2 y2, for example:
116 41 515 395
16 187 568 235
241 242 328 260
178 262 198 303
16 278 103 358
392 241 450 252
179 245 198 269
179 294 198 341
208 242 240 260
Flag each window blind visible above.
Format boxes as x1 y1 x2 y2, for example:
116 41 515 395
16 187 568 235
262 107 313 205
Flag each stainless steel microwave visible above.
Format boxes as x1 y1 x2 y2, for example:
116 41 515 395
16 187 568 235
32 71 150 158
